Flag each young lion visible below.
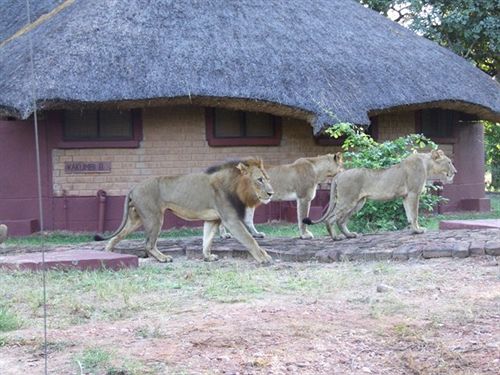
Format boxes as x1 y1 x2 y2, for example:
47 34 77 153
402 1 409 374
221 153 343 239
303 150 456 239
95 159 275 264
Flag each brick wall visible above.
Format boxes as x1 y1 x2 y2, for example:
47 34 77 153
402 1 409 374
377 111 454 156
52 107 457 197
377 112 415 141
52 106 342 196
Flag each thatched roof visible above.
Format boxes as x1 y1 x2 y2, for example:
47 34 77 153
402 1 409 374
1 0 498 132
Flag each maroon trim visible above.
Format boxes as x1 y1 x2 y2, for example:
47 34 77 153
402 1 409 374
53 109 143 149
415 110 457 144
205 107 282 146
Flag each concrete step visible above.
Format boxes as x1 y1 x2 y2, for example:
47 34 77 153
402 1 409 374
0 250 138 271
439 219 500 230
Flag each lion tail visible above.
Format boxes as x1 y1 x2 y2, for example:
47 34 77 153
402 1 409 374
302 178 338 225
94 192 132 241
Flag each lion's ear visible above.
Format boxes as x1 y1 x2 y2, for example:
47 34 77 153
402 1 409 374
236 162 249 175
431 149 444 160
335 152 343 162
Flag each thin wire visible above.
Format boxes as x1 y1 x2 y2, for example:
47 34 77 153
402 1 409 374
25 0 48 374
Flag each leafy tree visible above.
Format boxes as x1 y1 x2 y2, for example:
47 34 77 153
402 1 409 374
325 122 443 233
359 0 500 77
360 1 499 190
484 121 500 191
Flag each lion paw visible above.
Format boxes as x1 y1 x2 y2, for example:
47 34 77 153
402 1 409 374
252 232 266 239
412 227 426 234
220 233 232 240
204 254 219 262
157 254 173 263
345 232 358 238
300 231 314 240
259 253 273 264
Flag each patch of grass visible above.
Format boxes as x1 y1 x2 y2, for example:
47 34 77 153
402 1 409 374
392 323 423 342
369 294 408 319
0 305 21 332
75 347 112 374
5 232 94 247
202 267 269 302
106 359 151 375
423 193 500 230
134 324 166 339
75 348 153 375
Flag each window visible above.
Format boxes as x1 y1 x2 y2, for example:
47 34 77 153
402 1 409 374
416 109 457 143
56 109 142 148
314 117 378 146
206 108 281 146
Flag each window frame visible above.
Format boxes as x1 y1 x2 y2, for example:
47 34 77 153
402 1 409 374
205 107 282 147
415 109 457 144
53 108 143 149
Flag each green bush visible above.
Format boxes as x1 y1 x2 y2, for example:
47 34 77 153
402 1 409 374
0 305 21 332
484 121 500 191
325 122 444 232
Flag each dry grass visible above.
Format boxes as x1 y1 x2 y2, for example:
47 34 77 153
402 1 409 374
1 256 499 374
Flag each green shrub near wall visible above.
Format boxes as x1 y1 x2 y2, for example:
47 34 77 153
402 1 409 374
325 122 444 233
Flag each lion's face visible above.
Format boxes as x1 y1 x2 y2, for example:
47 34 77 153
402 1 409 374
326 152 344 177
430 150 457 184
237 161 274 204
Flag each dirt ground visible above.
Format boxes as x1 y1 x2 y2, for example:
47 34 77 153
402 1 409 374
1 256 499 375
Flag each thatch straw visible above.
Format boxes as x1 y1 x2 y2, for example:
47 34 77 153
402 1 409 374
1 0 498 132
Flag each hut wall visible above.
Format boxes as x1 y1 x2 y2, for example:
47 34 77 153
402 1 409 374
51 106 341 197
49 106 340 233
0 106 489 235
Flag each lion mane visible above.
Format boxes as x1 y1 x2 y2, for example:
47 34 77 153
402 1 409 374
95 158 274 263
303 150 457 239
220 153 344 239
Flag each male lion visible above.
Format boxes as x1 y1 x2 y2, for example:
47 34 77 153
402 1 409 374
221 153 343 239
95 159 274 263
303 150 457 239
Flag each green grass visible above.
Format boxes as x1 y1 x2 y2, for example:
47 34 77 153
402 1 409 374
4 227 203 247
0 305 21 332
0 261 379 330
75 347 112 374
423 193 500 230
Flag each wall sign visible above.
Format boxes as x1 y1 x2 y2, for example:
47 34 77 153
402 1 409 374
64 161 111 174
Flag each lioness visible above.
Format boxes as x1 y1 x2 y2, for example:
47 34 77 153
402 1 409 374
95 159 274 263
303 150 457 239
221 153 344 239
0 224 7 245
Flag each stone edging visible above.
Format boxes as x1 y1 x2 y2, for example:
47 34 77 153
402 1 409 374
110 229 500 263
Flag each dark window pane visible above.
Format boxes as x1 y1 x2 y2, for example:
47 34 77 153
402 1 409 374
245 112 274 137
64 109 133 140
99 110 132 138
214 108 243 137
64 110 98 139
421 109 454 138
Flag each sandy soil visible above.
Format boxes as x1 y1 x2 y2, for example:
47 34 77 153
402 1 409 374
1 257 499 375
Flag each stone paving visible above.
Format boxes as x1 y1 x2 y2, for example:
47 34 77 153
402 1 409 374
1 228 498 267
